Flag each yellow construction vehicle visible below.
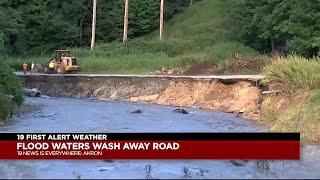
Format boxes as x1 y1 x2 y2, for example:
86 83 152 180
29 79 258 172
48 50 79 74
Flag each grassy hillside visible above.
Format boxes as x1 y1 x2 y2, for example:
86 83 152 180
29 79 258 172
4 0 262 74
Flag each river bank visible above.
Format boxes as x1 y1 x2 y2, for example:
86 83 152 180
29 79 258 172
17 59 320 144
18 74 263 121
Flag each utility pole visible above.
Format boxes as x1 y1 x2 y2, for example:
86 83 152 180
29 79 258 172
91 0 97 50
159 0 164 41
123 0 129 43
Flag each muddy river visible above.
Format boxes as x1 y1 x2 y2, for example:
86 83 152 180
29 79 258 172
0 97 319 179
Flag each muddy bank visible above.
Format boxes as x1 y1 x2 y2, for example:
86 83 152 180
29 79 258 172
19 76 263 121
260 89 320 144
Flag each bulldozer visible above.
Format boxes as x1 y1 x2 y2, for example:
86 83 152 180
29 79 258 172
48 50 79 74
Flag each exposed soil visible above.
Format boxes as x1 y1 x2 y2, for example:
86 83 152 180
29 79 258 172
184 58 267 76
225 58 266 74
20 75 262 121
263 77 287 94
154 67 184 75
184 60 219 75
260 87 320 144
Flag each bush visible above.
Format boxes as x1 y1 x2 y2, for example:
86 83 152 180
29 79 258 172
263 56 320 90
0 93 13 121
0 60 24 106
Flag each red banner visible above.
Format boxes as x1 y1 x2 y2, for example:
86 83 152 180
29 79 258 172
0 140 299 160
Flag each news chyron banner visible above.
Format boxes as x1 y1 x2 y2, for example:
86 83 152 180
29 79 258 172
0 133 300 160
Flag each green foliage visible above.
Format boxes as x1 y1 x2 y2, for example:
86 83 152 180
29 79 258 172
261 57 320 144
0 93 13 121
0 61 23 106
231 0 320 57
164 0 235 42
263 56 320 90
0 0 193 55
5 0 263 74
0 0 23 55
206 41 259 65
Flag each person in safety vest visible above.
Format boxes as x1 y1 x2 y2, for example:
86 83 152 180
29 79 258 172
31 61 35 74
23 63 28 75
48 60 54 74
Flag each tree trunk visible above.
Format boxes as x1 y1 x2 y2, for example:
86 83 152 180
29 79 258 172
159 0 164 41
90 0 97 50
190 0 193 6
123 0 129 43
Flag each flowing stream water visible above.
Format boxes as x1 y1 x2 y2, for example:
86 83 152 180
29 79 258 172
0 97 319 179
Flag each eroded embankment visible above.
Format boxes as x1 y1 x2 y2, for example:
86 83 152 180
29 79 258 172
18 75 263 121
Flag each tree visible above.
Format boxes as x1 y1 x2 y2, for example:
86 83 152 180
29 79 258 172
0 0 193 54
0 0 23 55
231 0 320 57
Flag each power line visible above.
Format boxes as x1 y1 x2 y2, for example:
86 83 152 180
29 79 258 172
91 0 97 50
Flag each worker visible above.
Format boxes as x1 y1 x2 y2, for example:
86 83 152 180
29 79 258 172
23 63 28 75
48 60 54 74
31 61 35 73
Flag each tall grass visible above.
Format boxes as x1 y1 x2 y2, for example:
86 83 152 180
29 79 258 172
261 56 320 144
78 52 201 74
268 90 320 144
263 56 320 90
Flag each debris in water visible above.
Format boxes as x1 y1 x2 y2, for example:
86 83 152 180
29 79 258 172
190 167 209 177
131 109 143 114
98 167 109 172
145 164 152 179
256 160 271 171
73 171 81 179
38 114 57 118
103 159 114 163
22 88 41 97
183 166 192 178
230 160 249 166
173 108 189 114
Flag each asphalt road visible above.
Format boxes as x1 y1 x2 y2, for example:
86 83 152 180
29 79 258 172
15 72 264 81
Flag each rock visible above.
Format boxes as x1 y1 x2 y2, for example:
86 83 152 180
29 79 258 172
98 167 111 172
131 109 143 114
230 160 249 166
173 108 189 114
234 112 241 117
103 159 114 163
255 160 270 171
110 91 117 99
